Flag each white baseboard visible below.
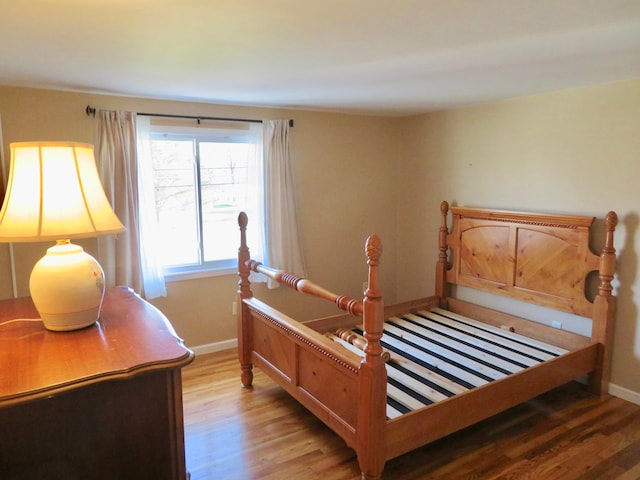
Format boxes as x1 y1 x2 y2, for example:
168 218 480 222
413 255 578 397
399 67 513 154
190 338 238 356
609 383 640 406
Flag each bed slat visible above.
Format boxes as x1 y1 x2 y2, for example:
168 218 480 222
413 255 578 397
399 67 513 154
429 308 569 356
389 316 527 374
383 323 508 381
403 312 547 366
415 310 559 361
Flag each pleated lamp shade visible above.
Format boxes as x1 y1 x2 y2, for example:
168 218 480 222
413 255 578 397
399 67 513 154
0 141 125 331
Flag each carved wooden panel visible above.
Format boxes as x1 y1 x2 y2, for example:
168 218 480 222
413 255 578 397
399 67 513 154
458 223 511 285
252 315 296 382
298 348 358 428
515 228 584 300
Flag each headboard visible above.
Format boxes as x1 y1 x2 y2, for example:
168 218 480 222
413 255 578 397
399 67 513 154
436 201 618 319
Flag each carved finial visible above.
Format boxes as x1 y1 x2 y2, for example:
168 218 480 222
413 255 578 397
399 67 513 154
440 201 449 215
365 235 383 266
362 234 385 363
597 210 617 298
603 211 618 254
237 211 252 299
238 211 248 229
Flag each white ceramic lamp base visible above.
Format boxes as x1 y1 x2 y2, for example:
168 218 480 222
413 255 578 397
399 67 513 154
29 240 106 331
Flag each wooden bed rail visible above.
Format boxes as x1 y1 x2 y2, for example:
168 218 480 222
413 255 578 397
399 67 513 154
246 260 364 316
237 211 367 316
333 328 392 363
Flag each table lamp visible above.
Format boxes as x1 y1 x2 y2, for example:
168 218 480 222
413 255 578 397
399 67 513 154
0 141 125 331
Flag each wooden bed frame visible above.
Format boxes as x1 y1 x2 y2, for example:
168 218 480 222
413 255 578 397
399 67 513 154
236 202 617 480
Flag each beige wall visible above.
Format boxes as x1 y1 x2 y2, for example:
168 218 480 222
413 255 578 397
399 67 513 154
397 79 640 396
0 86 399 348
2 80 639 397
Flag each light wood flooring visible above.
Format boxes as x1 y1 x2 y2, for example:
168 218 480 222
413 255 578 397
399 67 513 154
182 349 640 480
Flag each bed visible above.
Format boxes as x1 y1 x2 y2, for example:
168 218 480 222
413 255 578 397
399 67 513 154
236 201 617 480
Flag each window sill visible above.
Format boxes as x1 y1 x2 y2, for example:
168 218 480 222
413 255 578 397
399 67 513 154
164 267 237 283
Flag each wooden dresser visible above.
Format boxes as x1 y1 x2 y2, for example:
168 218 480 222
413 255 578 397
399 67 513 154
0 286 195 480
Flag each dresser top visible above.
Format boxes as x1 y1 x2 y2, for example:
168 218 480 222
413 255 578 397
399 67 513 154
0 286 194 406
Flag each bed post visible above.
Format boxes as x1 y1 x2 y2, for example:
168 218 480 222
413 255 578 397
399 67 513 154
589 210 618 396
237 212 254 388
357 235 387 480
436 201 450 306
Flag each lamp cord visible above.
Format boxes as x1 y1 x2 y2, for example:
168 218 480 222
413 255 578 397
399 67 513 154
0 318 42 327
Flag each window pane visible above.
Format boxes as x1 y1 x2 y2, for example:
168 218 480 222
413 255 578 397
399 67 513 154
150 138 199 266
199 141 251 262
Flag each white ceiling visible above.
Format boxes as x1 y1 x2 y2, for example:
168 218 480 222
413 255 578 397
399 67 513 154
1 0 639 116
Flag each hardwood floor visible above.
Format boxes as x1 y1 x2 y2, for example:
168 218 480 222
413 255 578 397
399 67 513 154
182 350 640 480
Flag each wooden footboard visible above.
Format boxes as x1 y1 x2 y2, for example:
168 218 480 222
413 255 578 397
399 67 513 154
236 212 388 479
242 296 362 444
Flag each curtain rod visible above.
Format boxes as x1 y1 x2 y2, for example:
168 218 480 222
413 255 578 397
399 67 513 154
85 105 294 127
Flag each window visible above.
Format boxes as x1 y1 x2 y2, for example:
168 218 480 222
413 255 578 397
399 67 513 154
144 120 264 279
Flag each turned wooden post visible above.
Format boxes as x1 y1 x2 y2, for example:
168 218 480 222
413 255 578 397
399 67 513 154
357 234 387 480
435 200 450 305
590 210 618 395
237 212 254 388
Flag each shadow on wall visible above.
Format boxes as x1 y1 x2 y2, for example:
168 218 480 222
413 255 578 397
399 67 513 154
615 212 639 386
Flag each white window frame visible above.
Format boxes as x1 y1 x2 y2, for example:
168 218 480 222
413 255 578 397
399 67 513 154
147 122 264 282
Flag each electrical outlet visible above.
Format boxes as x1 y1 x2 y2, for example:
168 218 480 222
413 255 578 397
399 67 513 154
362 282 368 293
232 301 237 315
552 320 562 329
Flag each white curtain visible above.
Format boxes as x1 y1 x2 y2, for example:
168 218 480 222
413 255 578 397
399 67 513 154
244 123 268 283
135 115 167 298
264 120 306 286
94 110 143 294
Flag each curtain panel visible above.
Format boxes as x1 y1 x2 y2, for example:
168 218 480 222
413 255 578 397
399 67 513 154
135 115 167 298
264 119 306 287
94 110 147 295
